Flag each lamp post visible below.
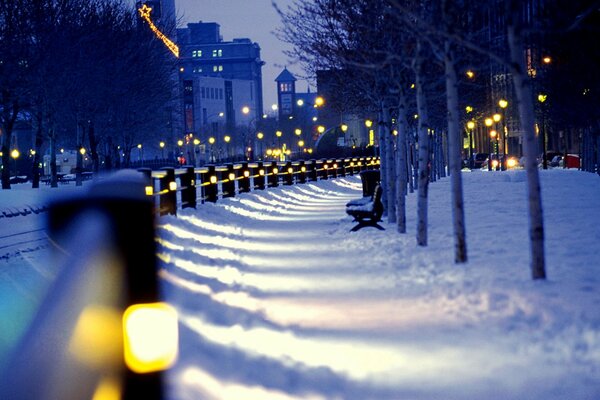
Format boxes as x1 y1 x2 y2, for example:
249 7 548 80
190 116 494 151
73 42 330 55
538 93 548 169
257 132 264 159
493 113 502 171
485 117 493 172
467 121 475 168
498 99 509 167
159 141 165 159
490 129 499 171
177 139 184 164
10 149 20 176
208 137 216 163
224 135 231 161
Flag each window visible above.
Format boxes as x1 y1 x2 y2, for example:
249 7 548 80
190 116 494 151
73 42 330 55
219 89 223 100
212 65 224 72
201 87 205 98
193 67 203 73
212 49 223 57
280 83 292 92
192 50 202 57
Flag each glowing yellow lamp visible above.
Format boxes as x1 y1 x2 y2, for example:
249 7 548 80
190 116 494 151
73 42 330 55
123 302 178 373
145 186 153 196
169 181 177 191
210 176 217 184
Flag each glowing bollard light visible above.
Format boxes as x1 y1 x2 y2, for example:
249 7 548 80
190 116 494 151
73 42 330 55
123 302 179 374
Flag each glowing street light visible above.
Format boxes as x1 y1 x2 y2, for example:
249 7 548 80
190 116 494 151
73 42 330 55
484 118 493 127
10 149 20 176
365 119 373 128
242 106 250 115
314 96 324 107
317 125 325 134
493 113 501 123
294 128 302 136
498 99 508 109
340 124 348 132
466 70 475 79
466 121 475 168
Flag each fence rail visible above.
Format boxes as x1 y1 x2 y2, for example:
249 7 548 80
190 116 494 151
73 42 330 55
140 156 381 216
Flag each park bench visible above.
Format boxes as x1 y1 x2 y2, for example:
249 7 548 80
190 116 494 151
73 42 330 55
345 183 385 232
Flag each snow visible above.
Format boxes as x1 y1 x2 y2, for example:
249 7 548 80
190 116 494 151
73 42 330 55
1 169 599 399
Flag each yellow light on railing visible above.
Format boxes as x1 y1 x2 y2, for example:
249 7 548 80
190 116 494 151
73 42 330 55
210 176 217 184
123 302 178 374
191 179 195 186
333 163 338 169
301 166 306 172
273 168 278 174
228 173 235 181
350 162 355 167
145 186 153 196
169 181 177 191
287 167 293 174
323 164 328 169
358 161 362 166
259 169 265 176
243 170 250 178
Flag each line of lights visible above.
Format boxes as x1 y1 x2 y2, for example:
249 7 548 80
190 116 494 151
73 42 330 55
138 4 179 58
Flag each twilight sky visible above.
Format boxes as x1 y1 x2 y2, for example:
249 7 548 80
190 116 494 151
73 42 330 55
173 0 302 110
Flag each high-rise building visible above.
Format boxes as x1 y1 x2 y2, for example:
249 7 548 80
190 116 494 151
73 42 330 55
176 21 264 161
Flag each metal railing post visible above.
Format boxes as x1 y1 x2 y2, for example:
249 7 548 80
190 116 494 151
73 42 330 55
159 167 176 216
222 163 236 198
180 166 196 209
239 162 251 193
204 165 218 203
267 161 279 188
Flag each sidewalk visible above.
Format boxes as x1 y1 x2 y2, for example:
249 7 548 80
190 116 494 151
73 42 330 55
156 171 600 400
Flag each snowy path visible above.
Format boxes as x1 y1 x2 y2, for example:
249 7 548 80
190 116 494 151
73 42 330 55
157 171 600 400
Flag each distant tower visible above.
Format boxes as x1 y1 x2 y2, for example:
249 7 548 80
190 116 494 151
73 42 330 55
275 67 297 121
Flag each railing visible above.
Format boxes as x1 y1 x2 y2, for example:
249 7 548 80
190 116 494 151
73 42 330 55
0 171 173 400
140 156 381 216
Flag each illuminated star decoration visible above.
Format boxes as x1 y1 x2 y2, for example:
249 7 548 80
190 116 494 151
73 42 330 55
138 4 180 58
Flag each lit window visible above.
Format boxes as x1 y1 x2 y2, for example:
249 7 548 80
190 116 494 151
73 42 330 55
218 49 223 57
213 65 218 72
218 65 223 72
192 50 202 57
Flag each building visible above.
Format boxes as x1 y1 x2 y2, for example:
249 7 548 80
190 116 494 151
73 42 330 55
176 22 264 161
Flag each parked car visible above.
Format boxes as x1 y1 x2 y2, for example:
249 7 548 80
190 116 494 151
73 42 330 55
466 152 489 169
550 154 581 169
481 154 521 171
9 175 28 184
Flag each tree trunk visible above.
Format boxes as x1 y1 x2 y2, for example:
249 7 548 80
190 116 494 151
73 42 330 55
445 44 468 263
49 129 58 188
507 9 546 280
31 113 44 189
384 104 396 224
76 121 84 186
415 43 431 247
378 101 388 214
88 121 100 173
396 94 409 233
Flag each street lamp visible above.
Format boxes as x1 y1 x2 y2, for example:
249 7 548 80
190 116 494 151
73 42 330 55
490 130 499 171
314 96 324 107
498 99 509 167
538 93 548 169
159 141 165 159
467 121 475 168
256 132 264 159
224 135 231 160
10 149 20 176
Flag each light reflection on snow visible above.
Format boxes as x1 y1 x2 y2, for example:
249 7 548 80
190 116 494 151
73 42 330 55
179 313 491 385
165 255 379 293
180 366 325 400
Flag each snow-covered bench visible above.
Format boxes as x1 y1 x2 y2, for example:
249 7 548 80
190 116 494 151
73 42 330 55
345 184 385 232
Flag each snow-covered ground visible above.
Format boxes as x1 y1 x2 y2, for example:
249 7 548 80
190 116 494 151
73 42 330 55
1 169 599 399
